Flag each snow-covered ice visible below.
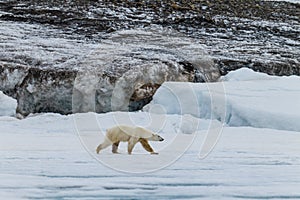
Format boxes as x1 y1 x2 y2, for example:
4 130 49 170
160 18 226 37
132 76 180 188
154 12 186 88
219 67 278 82
1 68 300 199
0 112 300 199
146 68 300 131
0 91 17 117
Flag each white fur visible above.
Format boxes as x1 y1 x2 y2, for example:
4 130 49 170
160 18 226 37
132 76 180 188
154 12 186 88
96 125 163 154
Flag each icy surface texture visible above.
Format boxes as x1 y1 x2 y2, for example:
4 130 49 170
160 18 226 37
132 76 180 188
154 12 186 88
1 112 300 199
146 68 300 131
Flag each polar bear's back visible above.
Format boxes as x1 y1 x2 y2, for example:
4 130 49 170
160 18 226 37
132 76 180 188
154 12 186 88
107 125 154 141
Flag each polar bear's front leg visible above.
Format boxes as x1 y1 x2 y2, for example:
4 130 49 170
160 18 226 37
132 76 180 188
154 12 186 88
128 137 139 155
139 138 158 154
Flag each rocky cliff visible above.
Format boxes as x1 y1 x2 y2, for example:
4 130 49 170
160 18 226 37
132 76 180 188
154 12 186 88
0 0 299 116
0 21 218 116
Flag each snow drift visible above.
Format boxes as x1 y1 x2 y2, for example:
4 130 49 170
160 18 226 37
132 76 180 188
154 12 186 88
145 68 300 131
0 91 16 117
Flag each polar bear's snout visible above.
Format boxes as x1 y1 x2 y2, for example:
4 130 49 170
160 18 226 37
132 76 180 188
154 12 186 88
150 134 164 142
158 136 164 141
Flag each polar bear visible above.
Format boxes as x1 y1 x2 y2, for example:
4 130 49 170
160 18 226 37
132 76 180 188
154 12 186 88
96 125 164 155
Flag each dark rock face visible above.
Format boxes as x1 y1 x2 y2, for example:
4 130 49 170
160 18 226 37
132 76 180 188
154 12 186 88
1 0 299 76
70 27 220 114
0 62 77 116
0 23 219 116
0 0 299 116
16 69 77 116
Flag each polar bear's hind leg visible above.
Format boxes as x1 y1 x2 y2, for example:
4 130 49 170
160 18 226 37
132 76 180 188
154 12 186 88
96 139 112 154
112 141 120 153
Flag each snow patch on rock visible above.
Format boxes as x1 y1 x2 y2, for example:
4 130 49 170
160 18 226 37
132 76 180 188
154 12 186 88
219 67 278 82
0 91 17 117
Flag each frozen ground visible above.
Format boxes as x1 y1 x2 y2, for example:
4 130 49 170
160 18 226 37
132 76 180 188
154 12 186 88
1 69 300 199
1 113 300 199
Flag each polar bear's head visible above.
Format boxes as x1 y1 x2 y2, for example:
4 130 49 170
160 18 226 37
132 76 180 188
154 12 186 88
148 134 164 142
